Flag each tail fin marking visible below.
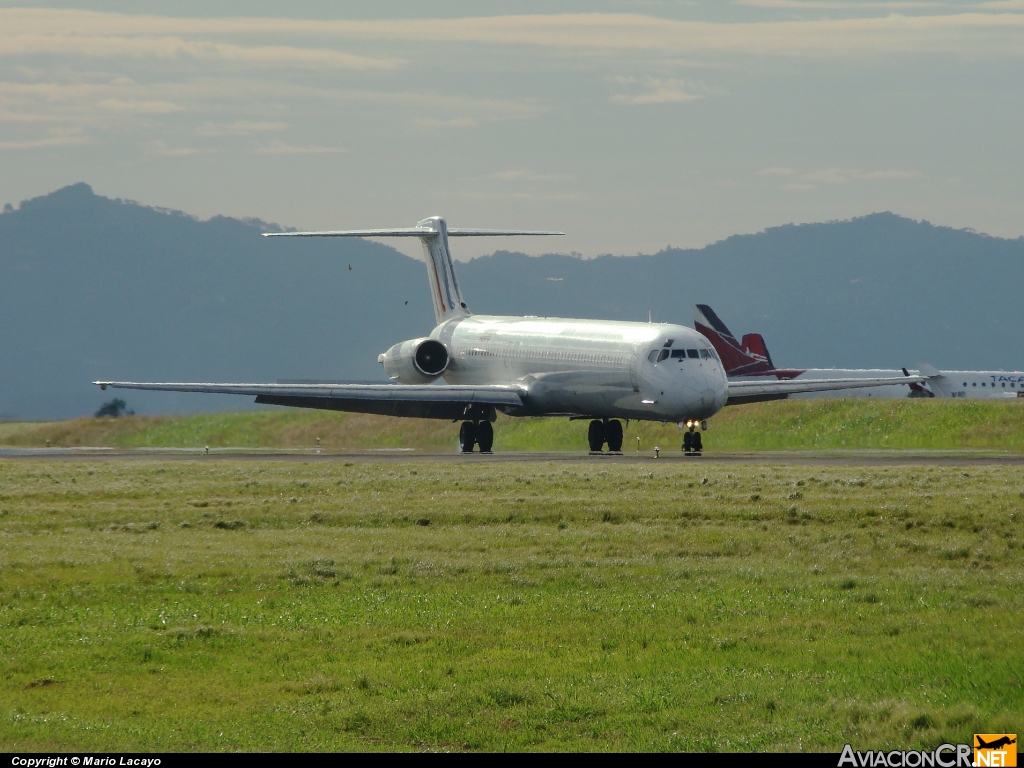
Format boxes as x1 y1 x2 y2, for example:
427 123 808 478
741 333 775 369
694 304 777 376
418 217 469 324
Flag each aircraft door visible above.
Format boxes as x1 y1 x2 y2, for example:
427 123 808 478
503 341 520 371
629 351 639 392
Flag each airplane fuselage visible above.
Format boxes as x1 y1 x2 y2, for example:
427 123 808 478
734 368 1024 399
432 315 729 422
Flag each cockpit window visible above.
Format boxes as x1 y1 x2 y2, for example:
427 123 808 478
648 349 670 363
670 349 686 359
658 349 670 362
700 349 711 359
687 349 699 359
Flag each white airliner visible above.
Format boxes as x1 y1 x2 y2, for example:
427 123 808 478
694 304 1024 400
95 218 922 453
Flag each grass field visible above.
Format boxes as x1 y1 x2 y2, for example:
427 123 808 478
1 458 1021 751
3 398 1024 453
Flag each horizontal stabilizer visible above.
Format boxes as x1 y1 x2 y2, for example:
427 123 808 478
264 228 433 238
262 216 562 325
263 229 563 238
448 229 563 237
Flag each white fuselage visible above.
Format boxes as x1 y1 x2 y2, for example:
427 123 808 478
736 368 1024 399
430 315 728 421
925 370 1024 399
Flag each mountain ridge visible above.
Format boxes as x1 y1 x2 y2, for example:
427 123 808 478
3 184 1021 420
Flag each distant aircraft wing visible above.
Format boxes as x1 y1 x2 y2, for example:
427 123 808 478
93 381 522 420
726 375 926 405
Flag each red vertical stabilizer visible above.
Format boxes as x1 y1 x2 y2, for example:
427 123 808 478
693 305 777 376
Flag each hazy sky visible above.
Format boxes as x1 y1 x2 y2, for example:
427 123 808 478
1 1 1022 259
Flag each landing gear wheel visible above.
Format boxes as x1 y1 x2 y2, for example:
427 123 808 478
683 427 703 456
606 420 623 453
588 420 606 453
459 421 477 453
476 420 494 453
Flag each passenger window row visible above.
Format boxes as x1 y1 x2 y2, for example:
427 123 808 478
460 346 624 365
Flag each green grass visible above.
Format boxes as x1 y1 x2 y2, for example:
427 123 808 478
1 459 1021 750
3 399 1024 452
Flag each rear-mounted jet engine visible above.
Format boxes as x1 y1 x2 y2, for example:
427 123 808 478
380 338 449 384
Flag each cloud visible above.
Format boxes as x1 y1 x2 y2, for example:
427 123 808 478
773 167 923 188
2 9 1024 61
145 140 216 156
196 120 289 136
0 76 541 147
736 1 939 9
252 140 346 155
0 32 401 70
462 190 579 202
413 117 479 128
806 167 922 183
608 76 704 105
0 134 92 150
95 98 184 114
859 169 922 180
488 169 576 181
0 111 64 124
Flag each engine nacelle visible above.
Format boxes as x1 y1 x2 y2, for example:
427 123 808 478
380 337 450 384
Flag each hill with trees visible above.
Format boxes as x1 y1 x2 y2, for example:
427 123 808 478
2 183 1021 419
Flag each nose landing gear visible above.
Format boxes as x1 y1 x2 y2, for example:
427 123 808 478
588 419 624 454
459 420 494 453
683 421 703 456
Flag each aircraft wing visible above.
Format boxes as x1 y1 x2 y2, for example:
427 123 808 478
726 375 926 405
93 381 522 420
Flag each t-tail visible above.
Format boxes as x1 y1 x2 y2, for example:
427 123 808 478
264 217 562 325
417 216 469 324
693 304 776 376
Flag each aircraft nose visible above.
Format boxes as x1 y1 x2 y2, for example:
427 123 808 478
700 387 717 409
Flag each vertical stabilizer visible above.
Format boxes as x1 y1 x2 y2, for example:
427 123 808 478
693 304 776 376
417 217 470 324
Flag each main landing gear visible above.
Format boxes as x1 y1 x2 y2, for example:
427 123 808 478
459 420 494 453
683 421 703 456
588 419 624 454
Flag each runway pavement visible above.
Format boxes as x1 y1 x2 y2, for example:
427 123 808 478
2 446 1023 466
